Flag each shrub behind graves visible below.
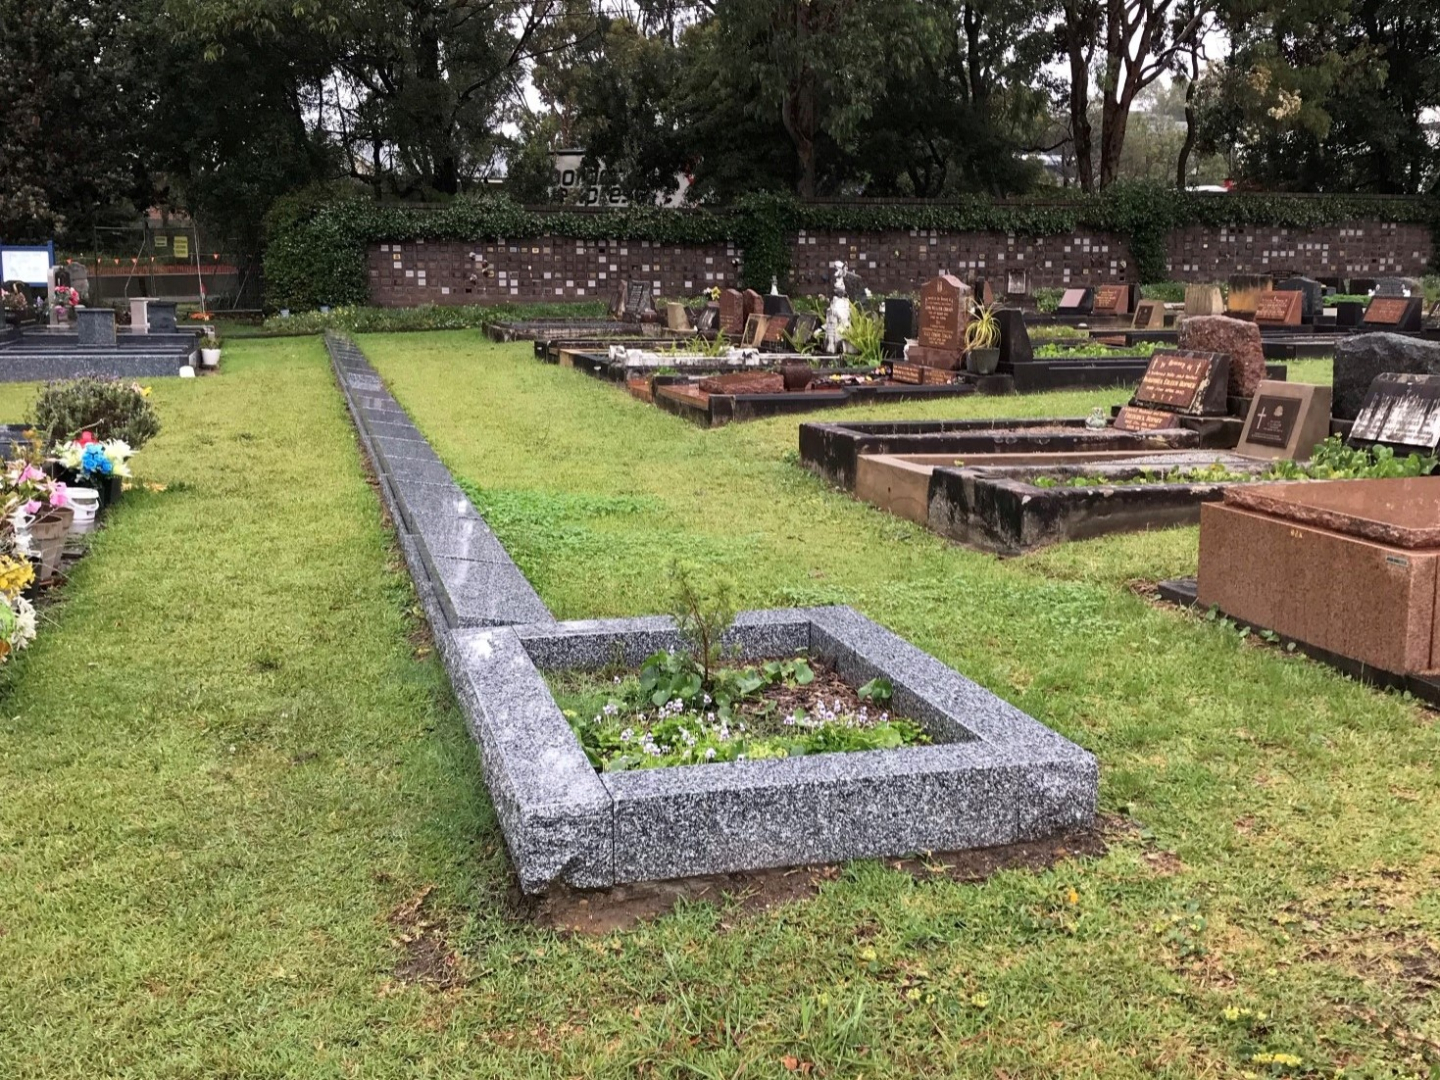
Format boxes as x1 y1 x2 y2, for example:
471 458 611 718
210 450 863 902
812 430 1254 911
28 378 160 449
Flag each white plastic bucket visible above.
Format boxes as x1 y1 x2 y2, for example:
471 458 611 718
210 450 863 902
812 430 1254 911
64 488 101 552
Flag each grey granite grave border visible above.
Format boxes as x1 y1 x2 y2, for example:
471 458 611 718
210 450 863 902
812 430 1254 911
454 607 1098 892
326 331 1098 894
325 331 553 632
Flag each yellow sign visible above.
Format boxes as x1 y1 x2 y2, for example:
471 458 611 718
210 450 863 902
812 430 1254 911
153 234 168 249
173 235 189 259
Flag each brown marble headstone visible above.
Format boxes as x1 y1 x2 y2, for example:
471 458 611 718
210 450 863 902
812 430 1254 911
742 289 764 319
1362 296 1423 332
1093 284 1129 316
718 289 745 336
918 274 970 353
1253 290 1303 328
1236 381 1333 461
1132 350 1230 416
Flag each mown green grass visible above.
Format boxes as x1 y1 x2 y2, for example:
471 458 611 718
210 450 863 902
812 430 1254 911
5 338 1436 1078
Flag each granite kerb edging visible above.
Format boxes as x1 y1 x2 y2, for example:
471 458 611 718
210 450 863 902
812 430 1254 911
326 332 1098 895
459 607 1099 892
324 331 554 633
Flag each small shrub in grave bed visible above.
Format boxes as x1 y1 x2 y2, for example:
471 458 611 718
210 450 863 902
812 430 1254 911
1033 340 1162 359
28 378 160 450
548 564 928 772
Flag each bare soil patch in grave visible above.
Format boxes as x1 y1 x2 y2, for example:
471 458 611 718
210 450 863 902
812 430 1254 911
517 826 1112 934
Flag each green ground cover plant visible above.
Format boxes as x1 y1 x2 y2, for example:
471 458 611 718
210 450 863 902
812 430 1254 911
1028 438 1437 488
1034 340 1163 359
6 337 1439 1078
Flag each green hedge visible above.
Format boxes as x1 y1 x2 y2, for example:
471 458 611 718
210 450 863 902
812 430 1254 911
263 184 1440 311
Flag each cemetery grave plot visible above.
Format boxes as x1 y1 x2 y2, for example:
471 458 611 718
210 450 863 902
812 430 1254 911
827 350 1342 554
1158 477 1440 708
645 364 979 428
800 417 1202 491
0 319 201 382
326 332 1097 894
457 607 1097 892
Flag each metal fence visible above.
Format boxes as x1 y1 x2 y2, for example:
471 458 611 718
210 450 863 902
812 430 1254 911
60 223 264 312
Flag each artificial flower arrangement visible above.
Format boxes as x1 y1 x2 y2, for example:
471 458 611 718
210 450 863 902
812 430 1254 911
53 285 80 310
0 456 52 663
54 432 134 481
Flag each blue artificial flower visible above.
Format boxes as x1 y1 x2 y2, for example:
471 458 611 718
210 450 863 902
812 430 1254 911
81 443 113 478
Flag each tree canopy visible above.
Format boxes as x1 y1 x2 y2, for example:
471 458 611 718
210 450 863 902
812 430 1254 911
1 0 1436 250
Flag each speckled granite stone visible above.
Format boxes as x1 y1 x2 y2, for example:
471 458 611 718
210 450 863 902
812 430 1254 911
449 628 613 891
468 606 1097 892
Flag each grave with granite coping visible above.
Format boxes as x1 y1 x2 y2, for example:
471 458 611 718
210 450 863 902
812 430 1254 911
453 607 1097 893
326 331 1098 894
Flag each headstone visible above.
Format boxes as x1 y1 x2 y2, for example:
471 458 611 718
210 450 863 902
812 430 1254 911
741 289 764 320
66 261 90 302
741 314 768 348
1276 277 1323 323
718 289 745 336
1349 374 1440 453
995 308 1032 368
1374 277 1423 298
917 274 969 354
1361 295 1423 332
1253 290 1303 328
1177 315 1266 399
1131 350 1230 416
1348 277 1378 295
762 313 793 344
1184 284 1225 317
1005 270 1029 297
1226 274 1272 316
624 280 655 320
763 294 793 317
1332 333 1440 419
1092 284 1131 317
882 297 915 360
76 307 117 347
1132 299 1165 329
843 270 865 301
665 302 692 331
970 279 996 308
791 311 820 344
1236 381 1334 461
1055 287 1094 316
146 301 178 333
610 281 628 319
128 297 150 333
695 305 720 333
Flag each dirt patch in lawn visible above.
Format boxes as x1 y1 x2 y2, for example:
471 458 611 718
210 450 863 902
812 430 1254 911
517 824 1112 934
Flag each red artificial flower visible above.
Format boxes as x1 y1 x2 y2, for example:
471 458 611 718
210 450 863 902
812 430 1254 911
77 431 97 446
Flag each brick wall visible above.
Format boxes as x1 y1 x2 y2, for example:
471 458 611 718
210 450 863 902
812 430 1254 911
1164 221 1432 280
369 237 738 307
368 219 1432 306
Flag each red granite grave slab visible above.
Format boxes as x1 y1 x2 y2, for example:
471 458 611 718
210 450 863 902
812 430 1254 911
1223 477 1440 549
1198 492 1440 675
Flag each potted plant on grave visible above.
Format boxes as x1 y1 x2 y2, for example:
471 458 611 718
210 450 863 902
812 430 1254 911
28 378 158 507
53 434 133 508
200 332 222 368
964 301 1002 375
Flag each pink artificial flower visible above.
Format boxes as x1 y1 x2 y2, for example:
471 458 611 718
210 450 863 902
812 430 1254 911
78 431 97 446
50 483 68 508
23 500 40 516
20 465 43 483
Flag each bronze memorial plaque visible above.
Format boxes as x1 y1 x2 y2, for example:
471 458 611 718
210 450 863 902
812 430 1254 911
1093 285 1125 316
1253 290 1302 327
1133 350 1228 414
1114 405 1183 432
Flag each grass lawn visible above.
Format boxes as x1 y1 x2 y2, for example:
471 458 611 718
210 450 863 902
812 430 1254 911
5 336 1438 1078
